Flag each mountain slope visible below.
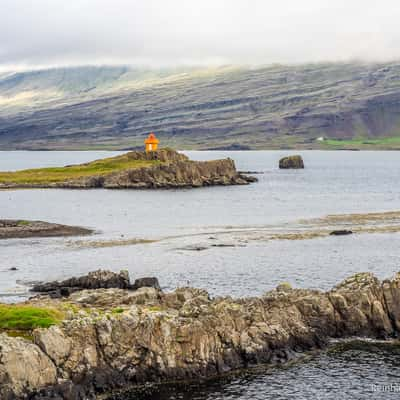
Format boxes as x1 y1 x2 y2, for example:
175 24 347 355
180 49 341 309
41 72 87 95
1 63 400 150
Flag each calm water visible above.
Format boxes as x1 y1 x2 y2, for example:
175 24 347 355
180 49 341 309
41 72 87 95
1 150 400 299
1 150 400 399
118 341 400 400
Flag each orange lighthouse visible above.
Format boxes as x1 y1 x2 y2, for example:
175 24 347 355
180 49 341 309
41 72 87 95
144 132 159 152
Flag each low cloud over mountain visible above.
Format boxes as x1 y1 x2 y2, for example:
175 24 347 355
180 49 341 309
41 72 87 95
1 0 400 70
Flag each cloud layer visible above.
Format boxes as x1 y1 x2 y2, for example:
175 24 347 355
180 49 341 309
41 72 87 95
1 0 400 69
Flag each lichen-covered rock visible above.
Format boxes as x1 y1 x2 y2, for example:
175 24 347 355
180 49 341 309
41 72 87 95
279 155 304 169
68 287 161 307
2 271 400 399
0 334 57 399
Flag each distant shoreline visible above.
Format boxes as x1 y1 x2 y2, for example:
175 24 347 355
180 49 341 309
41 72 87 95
1 147 400 152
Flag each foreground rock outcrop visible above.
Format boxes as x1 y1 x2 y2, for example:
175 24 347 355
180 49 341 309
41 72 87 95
1 271 400 399
0 149 257 189
0 220 92 239
279 155 304 169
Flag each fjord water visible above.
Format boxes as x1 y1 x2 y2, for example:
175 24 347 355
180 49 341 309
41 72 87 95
1 150 400 299
125 340 400 400
1 150 400 399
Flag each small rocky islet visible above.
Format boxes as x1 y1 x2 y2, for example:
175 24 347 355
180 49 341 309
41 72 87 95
0 148 257 189
279 155 305 169
1 269 400 399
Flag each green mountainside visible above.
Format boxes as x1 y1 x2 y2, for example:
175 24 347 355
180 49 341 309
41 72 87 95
1 63 400 150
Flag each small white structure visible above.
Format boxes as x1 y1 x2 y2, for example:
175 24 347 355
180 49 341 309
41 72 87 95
317 136 325 142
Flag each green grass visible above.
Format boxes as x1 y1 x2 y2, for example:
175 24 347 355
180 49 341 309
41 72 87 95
17 220 31 226
323 136 400 148
0 304 64 331
146 305 163 312
0 153 157 184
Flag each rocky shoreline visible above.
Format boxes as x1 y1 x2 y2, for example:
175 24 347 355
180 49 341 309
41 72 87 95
0 220 93 239
1 270 400 399
0 149 257 189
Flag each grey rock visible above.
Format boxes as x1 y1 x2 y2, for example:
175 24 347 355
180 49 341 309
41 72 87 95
130 277 161 291
31 269 131 297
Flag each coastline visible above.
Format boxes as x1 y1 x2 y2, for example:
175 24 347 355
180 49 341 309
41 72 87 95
1 270 400 399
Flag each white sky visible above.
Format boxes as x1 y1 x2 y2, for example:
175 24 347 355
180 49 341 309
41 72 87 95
1 0 400 70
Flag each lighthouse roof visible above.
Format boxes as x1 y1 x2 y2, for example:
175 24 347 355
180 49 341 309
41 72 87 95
144 132 159 144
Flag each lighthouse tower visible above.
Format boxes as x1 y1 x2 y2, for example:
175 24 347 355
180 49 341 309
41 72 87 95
144 133 159 152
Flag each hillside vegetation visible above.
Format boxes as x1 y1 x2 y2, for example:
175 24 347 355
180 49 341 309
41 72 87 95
1 63 400 150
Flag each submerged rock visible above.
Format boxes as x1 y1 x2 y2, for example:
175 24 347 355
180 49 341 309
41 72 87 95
330 230 353 236
3 271 400 399
279 155 304 169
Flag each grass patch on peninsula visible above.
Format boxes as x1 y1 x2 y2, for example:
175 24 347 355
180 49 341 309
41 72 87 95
0 153 157 184
0 304 64 331
322 136 400 149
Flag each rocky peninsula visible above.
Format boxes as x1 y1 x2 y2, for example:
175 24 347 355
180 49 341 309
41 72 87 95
0 219 92 239
1 269 400 399
0 149 256 189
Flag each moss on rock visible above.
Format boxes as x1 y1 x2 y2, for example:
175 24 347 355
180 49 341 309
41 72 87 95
0 304 64 331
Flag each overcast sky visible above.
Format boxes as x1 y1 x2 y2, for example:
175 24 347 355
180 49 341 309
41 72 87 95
1 0 400 70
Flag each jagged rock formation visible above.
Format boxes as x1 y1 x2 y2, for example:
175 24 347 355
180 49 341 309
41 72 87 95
279 155 304 169
101 158 256 189
31 269 160 298
0 149 257 189
1 271 400 399
0 220 92 239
